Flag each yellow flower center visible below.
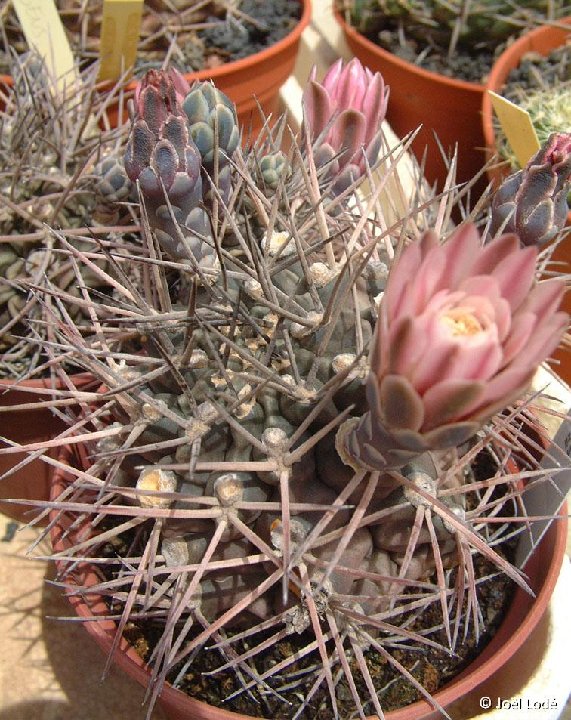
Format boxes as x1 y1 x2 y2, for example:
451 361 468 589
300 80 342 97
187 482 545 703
441 311 483 337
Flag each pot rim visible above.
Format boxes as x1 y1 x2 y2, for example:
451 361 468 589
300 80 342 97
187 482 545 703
0 370 95 393
48 443 568 720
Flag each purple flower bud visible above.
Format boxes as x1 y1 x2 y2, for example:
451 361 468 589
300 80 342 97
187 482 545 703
125 69 202 202
124 68 212 264
491 132 571 246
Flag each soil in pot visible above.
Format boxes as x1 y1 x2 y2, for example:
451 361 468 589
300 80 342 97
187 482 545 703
1 0 308 136
116 550 516 719
340 2 568 85
55 447 533 720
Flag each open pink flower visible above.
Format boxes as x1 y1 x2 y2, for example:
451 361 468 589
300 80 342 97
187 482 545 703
341 223 568 469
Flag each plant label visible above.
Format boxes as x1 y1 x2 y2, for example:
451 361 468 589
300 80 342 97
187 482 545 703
12 0 77 96
489 91 541 168
99 0 144 82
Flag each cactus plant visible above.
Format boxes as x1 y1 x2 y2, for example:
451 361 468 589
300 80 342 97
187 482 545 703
492 42 571 177
0 53 137 378
339 0 569 81
0 53 137 380
491 132 571 245
6 61 570 720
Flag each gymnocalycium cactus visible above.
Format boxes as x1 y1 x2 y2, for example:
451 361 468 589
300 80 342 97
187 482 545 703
6 61 569 720
0 53 133 379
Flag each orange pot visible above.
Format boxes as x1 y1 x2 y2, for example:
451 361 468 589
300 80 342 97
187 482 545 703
174 0 311 135
334 9 487 198
482 19 571 386
0 373 95 525
50 444 568 720
0 1 311 133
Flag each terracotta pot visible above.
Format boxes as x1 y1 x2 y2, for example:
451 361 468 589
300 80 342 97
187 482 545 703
482 18 571 386
0 74 9 107
1 1 311 133
0 373 95 525
49 444 568 720
334 9 487 198
176 0 311 136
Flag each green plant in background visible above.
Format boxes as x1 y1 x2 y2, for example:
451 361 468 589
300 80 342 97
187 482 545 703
0 53 134 379
495 43 571 176
342 0 568 75
4 60 570 720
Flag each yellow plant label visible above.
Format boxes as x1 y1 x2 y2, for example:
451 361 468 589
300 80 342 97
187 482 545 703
489 91 541 168
99 0 144 82
12 0 76 94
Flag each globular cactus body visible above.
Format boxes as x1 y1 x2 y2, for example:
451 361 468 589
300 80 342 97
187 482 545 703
15 60 569 720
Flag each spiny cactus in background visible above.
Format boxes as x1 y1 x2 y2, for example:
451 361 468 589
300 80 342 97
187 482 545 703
0 54 135 378
6 61 569 720
491 132 571 246
493 43 571 195
343 0 568 66
0 0 303 76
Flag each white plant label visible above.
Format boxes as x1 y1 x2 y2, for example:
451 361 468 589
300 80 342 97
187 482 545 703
12 0 77 95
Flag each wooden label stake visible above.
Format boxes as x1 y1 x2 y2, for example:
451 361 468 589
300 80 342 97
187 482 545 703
99 0 144 83
12 0 77 95
489 90 541 168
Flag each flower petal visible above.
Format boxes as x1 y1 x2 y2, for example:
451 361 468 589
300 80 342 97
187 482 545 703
471 233 520 276
464 366 535 421
383 241 423 323
421 379 486 429
379 375 424 431
440 223 482 289
491 245 537 310
500 312 536 368
302 80 333 141
387 316 425 376
519 278 566 318
329 110 366 165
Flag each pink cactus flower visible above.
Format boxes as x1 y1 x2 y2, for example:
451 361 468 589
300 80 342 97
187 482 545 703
302 58 389 193
341 223 568 469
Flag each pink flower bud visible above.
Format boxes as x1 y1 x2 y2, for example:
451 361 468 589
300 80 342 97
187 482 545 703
302 58 389 194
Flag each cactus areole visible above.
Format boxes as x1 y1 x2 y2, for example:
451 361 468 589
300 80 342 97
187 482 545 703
13 61 568 720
